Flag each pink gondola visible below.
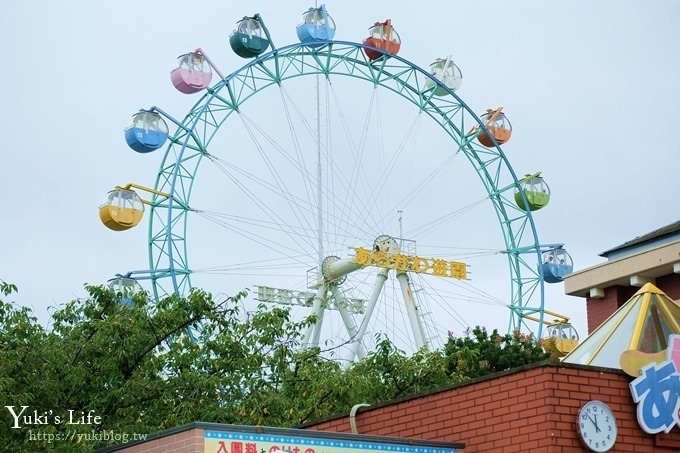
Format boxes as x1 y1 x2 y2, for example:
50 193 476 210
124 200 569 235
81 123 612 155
170 51 213 94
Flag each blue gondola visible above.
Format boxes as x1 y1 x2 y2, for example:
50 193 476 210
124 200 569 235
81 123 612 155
296 4 336 46
230 15 271 58
124 111 169 153
107 275 143 307
541 248 573 283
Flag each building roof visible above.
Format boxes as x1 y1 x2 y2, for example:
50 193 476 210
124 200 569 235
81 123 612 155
600 220 680 258
562 283 680 375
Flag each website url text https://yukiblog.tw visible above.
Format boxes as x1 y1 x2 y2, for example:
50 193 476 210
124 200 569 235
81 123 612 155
28 429 148 444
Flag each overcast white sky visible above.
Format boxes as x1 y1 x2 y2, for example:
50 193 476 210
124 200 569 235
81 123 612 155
1 1 678 348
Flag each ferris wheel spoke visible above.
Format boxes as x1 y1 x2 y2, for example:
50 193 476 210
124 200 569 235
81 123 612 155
279 78 383 247
321 85 426 244
237 115 318 247
202 150 372 259
193 253 318 277
408 196 490 239
205 158 315 252
195 210 316 258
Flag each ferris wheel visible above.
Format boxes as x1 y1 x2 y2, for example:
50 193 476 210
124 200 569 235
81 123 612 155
99 5 575 361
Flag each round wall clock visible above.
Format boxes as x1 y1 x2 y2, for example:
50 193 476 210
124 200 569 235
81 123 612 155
577 400 617 452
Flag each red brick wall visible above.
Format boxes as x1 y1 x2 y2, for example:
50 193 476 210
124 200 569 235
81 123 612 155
657 274 680 300
585 277 680 335
304 363 680 452
586 286 636 334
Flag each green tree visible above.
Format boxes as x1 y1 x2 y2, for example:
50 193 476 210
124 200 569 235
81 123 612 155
265 338 455 426
443 325 553 379
0 283 312 451
340 337 453 403
0 283 554 451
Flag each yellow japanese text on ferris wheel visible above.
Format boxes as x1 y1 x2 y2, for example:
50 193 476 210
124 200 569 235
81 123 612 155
353 247 467 280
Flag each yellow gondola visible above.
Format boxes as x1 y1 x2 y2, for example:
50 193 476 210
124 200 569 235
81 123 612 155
99 188 144 231
544 323 579 357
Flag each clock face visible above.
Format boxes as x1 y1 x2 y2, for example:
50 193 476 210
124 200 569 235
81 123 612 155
577 400 617 452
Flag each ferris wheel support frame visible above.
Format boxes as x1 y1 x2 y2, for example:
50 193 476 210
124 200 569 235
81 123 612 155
396 271 429 348
145 40 550 340
303 253 430 362
346 267 389 361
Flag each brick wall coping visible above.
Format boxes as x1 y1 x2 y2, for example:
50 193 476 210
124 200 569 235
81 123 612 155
298 360 627 429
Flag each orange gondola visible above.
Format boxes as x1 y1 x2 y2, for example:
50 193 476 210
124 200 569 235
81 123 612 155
363 19 401 61
476 107 512 147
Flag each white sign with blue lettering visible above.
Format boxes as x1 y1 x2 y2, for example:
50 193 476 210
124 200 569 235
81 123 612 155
629 334 680 434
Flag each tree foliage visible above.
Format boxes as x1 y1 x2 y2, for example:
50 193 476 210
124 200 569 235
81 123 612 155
443 326 553 379
0 282 554 451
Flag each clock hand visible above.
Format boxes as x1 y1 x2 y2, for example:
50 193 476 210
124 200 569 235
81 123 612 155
586 414 600 432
